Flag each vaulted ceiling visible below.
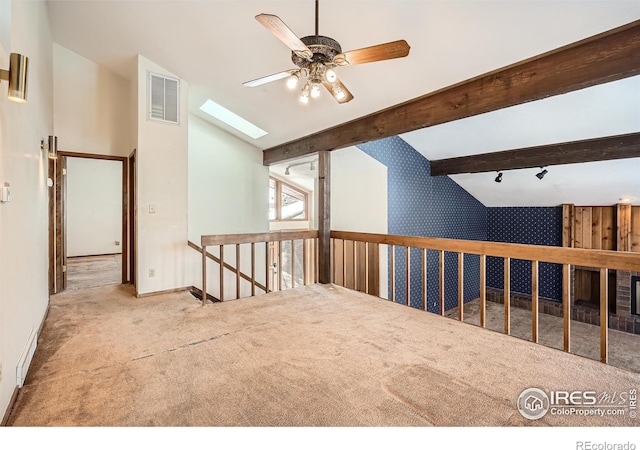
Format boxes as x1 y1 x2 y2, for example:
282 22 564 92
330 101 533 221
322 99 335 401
47 1 640 206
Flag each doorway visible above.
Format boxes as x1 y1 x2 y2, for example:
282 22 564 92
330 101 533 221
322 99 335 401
48 151 131 294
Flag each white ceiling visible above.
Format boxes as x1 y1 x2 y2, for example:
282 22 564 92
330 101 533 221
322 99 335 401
46 0 640 207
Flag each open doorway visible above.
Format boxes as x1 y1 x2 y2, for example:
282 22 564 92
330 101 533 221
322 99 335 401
49 151 131 293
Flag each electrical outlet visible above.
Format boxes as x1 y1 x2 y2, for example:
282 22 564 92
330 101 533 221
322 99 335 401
115 241 120 246
149 269 156 277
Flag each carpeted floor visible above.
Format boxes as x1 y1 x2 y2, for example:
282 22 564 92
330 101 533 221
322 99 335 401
7 284 640 426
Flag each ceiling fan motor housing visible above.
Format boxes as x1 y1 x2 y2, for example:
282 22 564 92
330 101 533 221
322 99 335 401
292 35 342 68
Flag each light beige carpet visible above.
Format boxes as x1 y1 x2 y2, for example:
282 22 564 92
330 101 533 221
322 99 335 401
8 284 640 426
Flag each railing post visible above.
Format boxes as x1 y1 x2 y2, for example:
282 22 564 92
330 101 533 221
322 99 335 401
318 150 331 283
201 245 207 306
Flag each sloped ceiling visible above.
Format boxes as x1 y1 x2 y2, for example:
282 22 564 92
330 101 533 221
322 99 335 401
46 0 640 206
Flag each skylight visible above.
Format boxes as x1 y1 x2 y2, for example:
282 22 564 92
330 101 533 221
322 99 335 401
199 99 268 139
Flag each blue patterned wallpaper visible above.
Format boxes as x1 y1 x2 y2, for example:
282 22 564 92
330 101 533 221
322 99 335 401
486 207 563 301
357 136 487 312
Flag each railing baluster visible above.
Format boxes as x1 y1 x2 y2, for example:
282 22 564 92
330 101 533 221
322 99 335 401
532 260 539 343
353 241 358 291
343 239 347 288
303 239 308 286
220 245 225 302
439 250 445 315
600 268 609 364
563 263 571 352
421 248 426 311
458 252 464 322
365 242 370 294
265 242 270 294
201 245 207 306
405 247 411 306
390 245 396 302
251 243 255 297
479 254 486 328
331 238 335 284
291 239 295 289
504 257 510 335
236 243 241 300
278 240 283 291
315 238 319 283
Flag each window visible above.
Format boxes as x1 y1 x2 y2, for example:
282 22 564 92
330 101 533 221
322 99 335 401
269 177 308 221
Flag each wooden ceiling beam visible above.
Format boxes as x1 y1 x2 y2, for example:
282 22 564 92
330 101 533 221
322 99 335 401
429 132 640 176
263 20 640 166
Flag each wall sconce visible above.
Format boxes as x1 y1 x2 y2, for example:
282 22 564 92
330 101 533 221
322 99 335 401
41 136 58 160
0 53 29 103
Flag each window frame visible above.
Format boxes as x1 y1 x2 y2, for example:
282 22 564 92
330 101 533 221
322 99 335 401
269 176 309 222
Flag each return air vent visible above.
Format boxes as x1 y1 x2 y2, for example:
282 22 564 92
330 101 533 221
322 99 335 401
148 72 179 124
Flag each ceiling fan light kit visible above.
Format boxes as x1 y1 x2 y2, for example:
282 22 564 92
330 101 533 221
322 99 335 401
244 0 410 105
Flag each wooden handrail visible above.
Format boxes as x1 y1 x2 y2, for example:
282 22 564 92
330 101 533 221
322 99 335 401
188 240 267 292
331 231 640 271
202 230 318 246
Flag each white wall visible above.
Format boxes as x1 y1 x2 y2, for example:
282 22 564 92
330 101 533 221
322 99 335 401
331 147 389 298
134 55 189 295
0 0 52 420
66 158 122 257
188 114 268 240
188 114 269 300
53 44 131 157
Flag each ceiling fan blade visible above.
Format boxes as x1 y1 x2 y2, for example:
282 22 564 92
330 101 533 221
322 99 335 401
255 14 313 60
323 77 354 104
243 70 295 88
334 39 410 66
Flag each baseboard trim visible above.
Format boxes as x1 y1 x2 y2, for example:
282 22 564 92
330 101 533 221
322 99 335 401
136 286 191 298
1 386 19 426
38 301 51 337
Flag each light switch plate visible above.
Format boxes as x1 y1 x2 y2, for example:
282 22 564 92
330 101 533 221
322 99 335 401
0 183 10 203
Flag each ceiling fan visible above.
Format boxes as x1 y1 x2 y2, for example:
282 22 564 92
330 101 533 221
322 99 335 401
243 0 410 104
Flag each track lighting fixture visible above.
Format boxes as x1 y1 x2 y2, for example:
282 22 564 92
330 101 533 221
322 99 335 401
284 160 317 176
535 168 548 180
494 172 503 183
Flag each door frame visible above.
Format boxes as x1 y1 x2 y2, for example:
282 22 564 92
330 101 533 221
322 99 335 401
128 149 137 291
49 151 131 293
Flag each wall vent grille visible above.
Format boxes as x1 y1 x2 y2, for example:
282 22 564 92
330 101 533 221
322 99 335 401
148 72 179 124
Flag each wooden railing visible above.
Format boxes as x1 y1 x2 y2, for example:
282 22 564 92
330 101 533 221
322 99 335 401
198 230 319 306
331 230 640 364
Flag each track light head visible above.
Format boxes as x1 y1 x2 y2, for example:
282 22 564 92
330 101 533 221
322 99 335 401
284 167 290 175
495 172 503 183
535 168 548 180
